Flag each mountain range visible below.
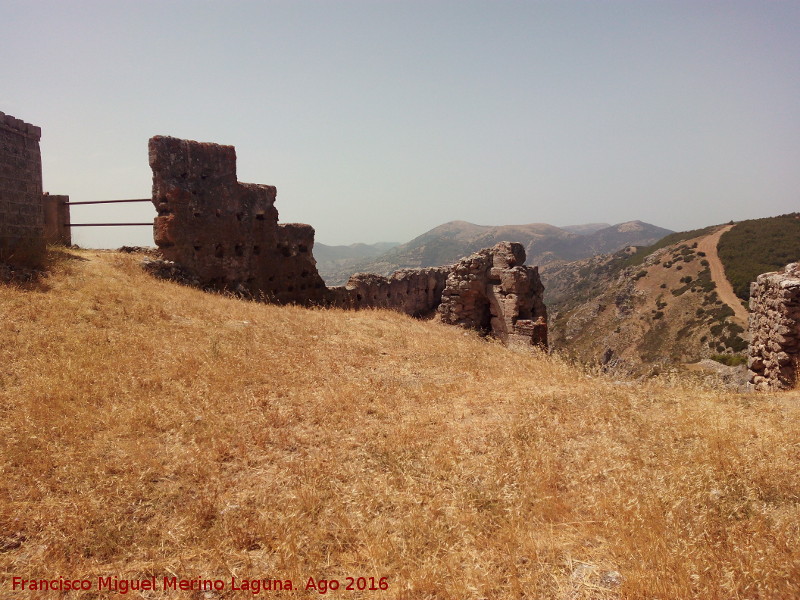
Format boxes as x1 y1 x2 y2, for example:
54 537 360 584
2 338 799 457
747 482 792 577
315 220 672 286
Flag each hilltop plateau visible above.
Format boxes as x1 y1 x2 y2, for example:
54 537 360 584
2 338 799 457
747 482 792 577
1 248 799 598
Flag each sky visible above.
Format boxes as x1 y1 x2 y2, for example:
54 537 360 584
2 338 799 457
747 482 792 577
3 0 799 248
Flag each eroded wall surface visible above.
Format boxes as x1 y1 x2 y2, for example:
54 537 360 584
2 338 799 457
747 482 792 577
0 112 44 264
333 268 449 316
438 242 548 347
748 263 800 391
149 136 327 304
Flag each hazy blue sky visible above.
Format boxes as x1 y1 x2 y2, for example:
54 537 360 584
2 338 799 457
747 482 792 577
3 0 799 247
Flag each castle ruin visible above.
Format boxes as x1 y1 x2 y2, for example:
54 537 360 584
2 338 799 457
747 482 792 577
148 135 547 347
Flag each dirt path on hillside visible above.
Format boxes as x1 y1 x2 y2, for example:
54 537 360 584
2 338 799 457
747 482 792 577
697 225 749 326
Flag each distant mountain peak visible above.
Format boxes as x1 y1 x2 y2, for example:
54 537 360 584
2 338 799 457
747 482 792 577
614 220 647 232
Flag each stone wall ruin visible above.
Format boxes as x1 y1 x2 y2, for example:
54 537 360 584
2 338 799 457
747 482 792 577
42 193 71 246
0 112 44 265
0 112 71 265
438 242 548 347
748 263 800 391
148 135 547 348
330 268 449 317
150 136 327 304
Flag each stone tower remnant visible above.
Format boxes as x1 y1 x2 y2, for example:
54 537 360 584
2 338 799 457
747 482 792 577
148 135 547 348
0 111 70 266
0 112 44 265
748 263 800 391
438 242 548 347
149 136 327 304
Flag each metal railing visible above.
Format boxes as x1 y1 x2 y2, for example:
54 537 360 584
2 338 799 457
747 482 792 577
64 198 153 227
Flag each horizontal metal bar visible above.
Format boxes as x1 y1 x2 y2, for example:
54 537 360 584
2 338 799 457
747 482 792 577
68 223 153 227
64 198 151 205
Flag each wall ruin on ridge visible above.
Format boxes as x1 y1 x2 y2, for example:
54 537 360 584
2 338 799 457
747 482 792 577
330 268 449 317
149 136 327 304
148 135 547 348
748 263 800 391
438 242 548 347
0 112 71 265
0 112 44 265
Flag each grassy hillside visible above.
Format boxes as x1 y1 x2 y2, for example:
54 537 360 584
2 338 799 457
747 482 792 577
1 249 800 598
718 213 800 301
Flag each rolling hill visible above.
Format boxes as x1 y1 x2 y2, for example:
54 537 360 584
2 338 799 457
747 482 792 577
544 213 800 376
543 225 746 376
319 220 672 285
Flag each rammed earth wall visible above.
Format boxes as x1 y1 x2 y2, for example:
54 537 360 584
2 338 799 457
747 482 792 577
150 136 327 304
0 112 44 265
148 136 548 348
748 263 800 391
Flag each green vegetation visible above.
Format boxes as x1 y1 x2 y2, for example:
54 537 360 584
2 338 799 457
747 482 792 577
710 353 747 367
718 213 800 301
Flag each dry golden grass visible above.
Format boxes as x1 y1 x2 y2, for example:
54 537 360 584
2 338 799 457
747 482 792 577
1 248 799 599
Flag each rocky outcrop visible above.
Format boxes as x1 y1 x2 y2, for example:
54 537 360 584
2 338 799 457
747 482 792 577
438 242 547 347
748 263 800 391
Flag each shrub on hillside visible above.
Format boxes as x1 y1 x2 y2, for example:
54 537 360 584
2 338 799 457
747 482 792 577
711 353 747 367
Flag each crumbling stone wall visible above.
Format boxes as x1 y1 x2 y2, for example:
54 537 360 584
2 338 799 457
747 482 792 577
332 268 449 316
748 263 800 391
148 135 548 348
149 136 327 304
329 244 547 346
438 242 548 347
0 112 44 265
